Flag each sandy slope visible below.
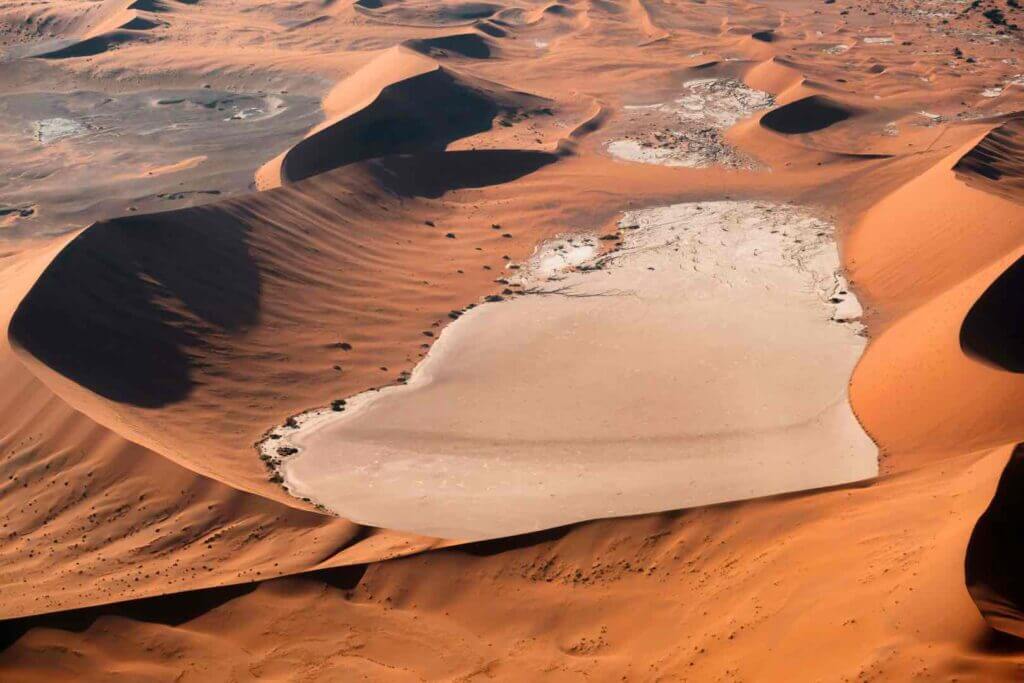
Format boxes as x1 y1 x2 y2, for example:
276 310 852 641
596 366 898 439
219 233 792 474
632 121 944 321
275 200 875 539
850 135 1024 468
0 237 444 619
2 0 1024 679
1 447 1017 680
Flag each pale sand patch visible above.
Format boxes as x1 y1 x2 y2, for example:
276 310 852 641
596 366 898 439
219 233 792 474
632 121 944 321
519 234 599 280
33 117 86 144
268 201 877 540
606 139 691 166
605 79 773 169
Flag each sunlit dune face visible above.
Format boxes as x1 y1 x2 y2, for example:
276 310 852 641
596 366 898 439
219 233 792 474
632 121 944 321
3 0 1024 676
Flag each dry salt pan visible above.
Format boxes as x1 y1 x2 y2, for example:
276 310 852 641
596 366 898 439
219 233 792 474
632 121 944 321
511 235 598 282
265 201 876 540
33 118 86 144
606 78 773 169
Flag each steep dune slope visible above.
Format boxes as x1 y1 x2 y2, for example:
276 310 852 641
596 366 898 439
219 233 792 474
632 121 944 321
1 446 1016 680
10 37 872 519
257 47 558 188
9 134 894 518
961 253 1024 373
9 162 558 504
849 133 1024 467
4 54 576 510
759 94 860 135
955 114 1024 206
1 48 888 620
0 240 438 620
967 445 1024 640
6 112 1023 676
4 0 1024 677
8 0 173 60
6 157 783 510
403 31 497 59
847 124 1024 634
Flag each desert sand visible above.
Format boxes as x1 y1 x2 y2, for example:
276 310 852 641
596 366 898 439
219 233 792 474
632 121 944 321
272 200 875 539
1 0 1024 680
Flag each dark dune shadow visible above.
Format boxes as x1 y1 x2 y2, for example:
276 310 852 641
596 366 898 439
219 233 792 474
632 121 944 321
590 0 626 15
0 564 369 653
437 2 502 21
752 30 776 42
966 444 1024 639
474 20 507 37
365 150 558 198
457 525 572 557
0 582 258 652
544 3 577 17
120 16 161 30
689 59 725 71
355 1 501 23
303 564 369 591
35 31 138 59
760 95 854 134
281 69 534 183
568 105 610 140
973 627 1024 654
286 15 330 31
960 255 1024 373
954 115 1024 205
129 0 176 11
9 206 261 407
404 33 493 58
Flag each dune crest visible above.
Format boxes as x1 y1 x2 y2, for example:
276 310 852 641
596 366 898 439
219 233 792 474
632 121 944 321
256 46 555 188
15 0 177 60
4 0 1024 675
954 114 1024 205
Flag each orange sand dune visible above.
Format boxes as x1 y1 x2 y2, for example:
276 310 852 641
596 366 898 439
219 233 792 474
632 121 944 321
256 47 560 188
9 133 903 514
1 446 1016 679
955 115 1024 206
3 0 1024 678
849 135 1024 464
19 0 165 59
0 240 443 619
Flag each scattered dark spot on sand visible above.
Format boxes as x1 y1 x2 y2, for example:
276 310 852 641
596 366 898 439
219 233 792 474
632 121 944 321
157 190 221 201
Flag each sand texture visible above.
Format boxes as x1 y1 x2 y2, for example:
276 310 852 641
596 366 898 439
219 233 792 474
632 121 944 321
273 201 875 539
1 0 1024 679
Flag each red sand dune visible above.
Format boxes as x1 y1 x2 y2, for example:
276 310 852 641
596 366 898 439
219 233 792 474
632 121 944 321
2 0 1024 679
